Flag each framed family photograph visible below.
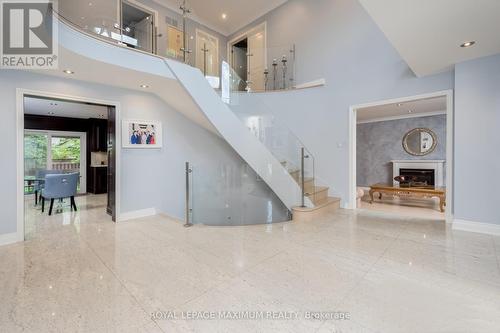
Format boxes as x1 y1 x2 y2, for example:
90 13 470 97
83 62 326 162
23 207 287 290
122 120 162 149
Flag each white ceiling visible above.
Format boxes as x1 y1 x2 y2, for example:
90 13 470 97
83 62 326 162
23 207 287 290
358 0 500 77
24 97 109 119
153 0 288 36
357 96 446 123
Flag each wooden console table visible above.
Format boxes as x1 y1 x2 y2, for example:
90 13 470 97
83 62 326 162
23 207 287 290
369 183 446 212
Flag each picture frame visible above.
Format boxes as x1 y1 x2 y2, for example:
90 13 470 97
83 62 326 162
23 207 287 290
122 119 162 149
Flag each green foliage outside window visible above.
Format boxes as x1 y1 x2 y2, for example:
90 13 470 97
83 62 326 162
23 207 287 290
51 137 81 162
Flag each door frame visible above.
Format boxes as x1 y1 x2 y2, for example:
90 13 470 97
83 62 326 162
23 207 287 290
195 28 220 76
16 89 122 242
24 129 87 194
227 21 267 71
348 90 454 223
121 0 159 54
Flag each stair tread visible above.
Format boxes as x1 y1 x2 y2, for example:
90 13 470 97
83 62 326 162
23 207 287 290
292 197 341 212
305 186 329 195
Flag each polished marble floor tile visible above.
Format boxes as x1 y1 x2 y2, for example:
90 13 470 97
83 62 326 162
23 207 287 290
0 194 498 332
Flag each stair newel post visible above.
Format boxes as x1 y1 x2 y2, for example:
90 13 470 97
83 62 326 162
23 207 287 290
184 162 193 227
301 147 306 207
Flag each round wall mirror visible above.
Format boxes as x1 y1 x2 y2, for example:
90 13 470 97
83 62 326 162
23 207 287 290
402 128 437 156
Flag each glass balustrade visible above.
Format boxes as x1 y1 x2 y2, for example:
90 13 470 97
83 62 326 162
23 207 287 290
222 63 315 204
54 1 298 93
54 1 311 224
188 161 290 226
229 44 296 92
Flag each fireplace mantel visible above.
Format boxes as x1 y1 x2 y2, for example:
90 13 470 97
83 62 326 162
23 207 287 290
391 160 445 186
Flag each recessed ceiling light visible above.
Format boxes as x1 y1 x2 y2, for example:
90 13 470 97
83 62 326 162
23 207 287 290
460 41 476 48
397 103 403 107
222 13 227 19
140 84 149 88
63 69 74 74
408 110 413 113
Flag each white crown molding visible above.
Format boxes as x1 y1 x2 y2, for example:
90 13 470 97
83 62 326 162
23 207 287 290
453 219 500 236
357 110 446 124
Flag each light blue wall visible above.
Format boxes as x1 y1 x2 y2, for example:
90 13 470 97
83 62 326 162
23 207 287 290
0 70 286 235
454 54 500 225
357 115 447 187
234 0 453 206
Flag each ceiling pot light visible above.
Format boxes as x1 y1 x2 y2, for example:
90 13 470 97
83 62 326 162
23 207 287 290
397 103 403 107
460 41 476 48
63 69 74 74
140 84 149 88
408 110 413 113
222 13 227 20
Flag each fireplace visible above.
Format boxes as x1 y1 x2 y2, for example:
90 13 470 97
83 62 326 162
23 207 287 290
400 168 435 186
392 160 445 187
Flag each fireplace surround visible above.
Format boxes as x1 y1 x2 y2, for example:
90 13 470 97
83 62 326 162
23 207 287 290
391 160 445 187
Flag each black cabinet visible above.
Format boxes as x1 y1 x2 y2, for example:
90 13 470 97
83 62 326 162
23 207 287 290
87 118 108 194
88 167 108 194
88 118 107 151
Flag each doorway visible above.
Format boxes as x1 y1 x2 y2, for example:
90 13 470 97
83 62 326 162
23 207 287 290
231 38 248 91
59 0 158 54
196 29 219 77
349 90 454 222
121 0 156 53
17 91 120 241
228 22 266 91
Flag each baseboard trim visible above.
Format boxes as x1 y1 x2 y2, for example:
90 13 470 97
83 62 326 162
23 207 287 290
0 232 20 246
118 208 157 222
157 211 185 224
453 219 500 236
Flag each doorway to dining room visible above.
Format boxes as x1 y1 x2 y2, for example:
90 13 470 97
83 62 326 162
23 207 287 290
19 92 119 241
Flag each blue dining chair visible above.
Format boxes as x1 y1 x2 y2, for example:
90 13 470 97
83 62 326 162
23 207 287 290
34 170 63 205
41 173 79 215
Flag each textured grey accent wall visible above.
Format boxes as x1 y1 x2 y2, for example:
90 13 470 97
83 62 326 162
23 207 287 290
357 115 446 187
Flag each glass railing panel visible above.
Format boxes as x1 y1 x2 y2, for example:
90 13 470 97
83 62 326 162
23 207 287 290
58 0 122 45
190 161 289 226
263 44 296 92
227 44 296 93
55 0 221 88
222 63 315 206
55 1 300 93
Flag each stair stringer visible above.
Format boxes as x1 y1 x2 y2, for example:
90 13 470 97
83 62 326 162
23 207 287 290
164 59 313 210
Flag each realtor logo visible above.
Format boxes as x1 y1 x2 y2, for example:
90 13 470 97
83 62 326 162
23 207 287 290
1 0 58 68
